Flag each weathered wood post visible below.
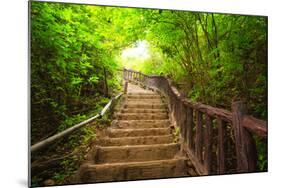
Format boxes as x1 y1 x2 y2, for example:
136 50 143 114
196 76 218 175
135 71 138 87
186 106 193 150
178 102 187 150
123 68 126 80
231 101 258 172
136 72 140 86
195 111 203 162
217 118 226 174
124 81 128 94
143 75 147 87
138 72 141 82
204 115 213 174
139 72 142 83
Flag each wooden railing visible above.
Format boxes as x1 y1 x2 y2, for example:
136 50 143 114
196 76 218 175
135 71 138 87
123 68 267 175
31 93 123 153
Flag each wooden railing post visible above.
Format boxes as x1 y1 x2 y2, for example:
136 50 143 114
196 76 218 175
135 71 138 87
138 72 141 82
232 101 258 172
205 115 213 174
139 72 142 82
217 117 226 174
186 107 193 150
124 81 128 94
195 111 203 162
136 72 139 83
132 72 135 80
124 69 126 79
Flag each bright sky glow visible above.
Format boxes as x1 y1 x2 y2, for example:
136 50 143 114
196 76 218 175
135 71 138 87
121 40 150 60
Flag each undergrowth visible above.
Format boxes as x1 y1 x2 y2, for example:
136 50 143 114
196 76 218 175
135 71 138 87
31 97 113 187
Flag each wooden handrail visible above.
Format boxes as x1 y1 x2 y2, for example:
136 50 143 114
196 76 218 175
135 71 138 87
31 92 123 153
242 115 267 138
123 68 267 175
123 68 267 136
124 69 233 122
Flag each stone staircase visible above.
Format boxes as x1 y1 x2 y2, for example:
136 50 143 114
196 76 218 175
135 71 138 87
75 83 194 183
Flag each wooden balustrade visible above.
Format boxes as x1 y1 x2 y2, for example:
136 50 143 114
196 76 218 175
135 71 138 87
123 68 267 175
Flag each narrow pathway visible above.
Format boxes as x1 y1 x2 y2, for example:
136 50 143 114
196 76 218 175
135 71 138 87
75 83 194 183
127 82 155 94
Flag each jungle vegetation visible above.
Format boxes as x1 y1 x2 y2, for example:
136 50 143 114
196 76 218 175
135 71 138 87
30 1 267 186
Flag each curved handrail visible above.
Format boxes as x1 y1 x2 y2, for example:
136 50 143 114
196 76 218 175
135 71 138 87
31 92 123 153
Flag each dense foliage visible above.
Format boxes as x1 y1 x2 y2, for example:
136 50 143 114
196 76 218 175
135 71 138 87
30 2 146 185
31 3 143 144
31 2 267 185
136 10 267 119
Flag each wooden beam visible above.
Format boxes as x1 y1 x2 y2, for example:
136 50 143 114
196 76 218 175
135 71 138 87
242 115 267 138
217 117 226 174
186 107 194 150
205 115 213 174
195 111 203 162
232 101 258 172
124 81 128 94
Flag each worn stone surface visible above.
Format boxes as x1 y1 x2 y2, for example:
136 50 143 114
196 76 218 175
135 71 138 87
120 108 167 113
127 82 155 94
126 98 163 103
127 94 161 99
78 158 189 183
123 103 167 109
112 119 170 129
95 143 180 163
115 112 168 120
76 83 195 183
107 127 171 137
43 179 55 186
99 135 174 146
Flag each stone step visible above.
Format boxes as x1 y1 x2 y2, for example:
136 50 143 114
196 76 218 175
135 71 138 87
120 108 167 114
123 103 166 109
127 93 160 96
107 127 171 138
99 135 174 146
125 101 165 105
127 95 162 100
115 113 168 120
74 83 196 184
126 98 163 103
77 158 188 183
95 143 180 163
112 120 170 129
